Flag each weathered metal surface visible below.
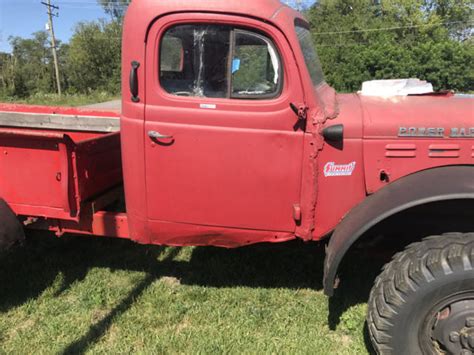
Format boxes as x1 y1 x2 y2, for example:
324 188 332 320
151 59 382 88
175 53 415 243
0 111 120 133
0 103 120 117
0 128 122 222
28 211 129 239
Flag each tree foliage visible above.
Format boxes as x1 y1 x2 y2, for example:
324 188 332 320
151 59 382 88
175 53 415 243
0 0 471 100
0 31 68 97
0 21 121 98
306 0 473 92
66 20 122 93
98 0 131 21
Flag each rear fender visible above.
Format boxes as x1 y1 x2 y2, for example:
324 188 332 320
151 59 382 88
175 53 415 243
323 166 474 296
0 199 25 251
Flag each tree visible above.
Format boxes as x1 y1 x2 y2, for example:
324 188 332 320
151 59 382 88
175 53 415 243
0 31 70 98
66 20 122 93
306 0 473 92
0 52 13 95
1 17 123 98
422 0 473 40
0 31 65 97
98 0 131 22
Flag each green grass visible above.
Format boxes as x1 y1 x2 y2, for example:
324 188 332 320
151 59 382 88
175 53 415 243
0 92 119 107
0 231 382 354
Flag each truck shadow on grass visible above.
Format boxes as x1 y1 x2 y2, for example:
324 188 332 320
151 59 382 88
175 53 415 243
0 231 384 354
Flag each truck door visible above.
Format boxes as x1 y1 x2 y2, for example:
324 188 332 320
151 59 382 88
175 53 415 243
144 14 306 245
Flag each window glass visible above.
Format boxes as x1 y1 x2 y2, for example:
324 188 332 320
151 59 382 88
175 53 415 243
159 25 282 99
160 25 231 98
161 37 183 72
295 24 325 87
231 31 280 98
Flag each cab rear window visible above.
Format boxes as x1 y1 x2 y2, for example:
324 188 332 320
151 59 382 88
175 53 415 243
159 24 282 99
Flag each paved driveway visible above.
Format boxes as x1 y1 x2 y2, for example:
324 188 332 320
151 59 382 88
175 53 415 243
82 100 121 111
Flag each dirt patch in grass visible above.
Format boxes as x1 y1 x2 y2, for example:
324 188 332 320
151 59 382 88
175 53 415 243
160 276 181 288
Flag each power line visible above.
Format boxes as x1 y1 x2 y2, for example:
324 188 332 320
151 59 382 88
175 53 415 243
54 0 129 5
313 20 474 35
41 0 62 97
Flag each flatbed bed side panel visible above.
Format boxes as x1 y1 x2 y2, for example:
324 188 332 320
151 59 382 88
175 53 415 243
0 126 123 222
0 129 75 220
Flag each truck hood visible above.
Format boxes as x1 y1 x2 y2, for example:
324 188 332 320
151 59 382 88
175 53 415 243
358 94 474 139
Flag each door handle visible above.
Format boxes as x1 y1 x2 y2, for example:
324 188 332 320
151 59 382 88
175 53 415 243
130 61 140 102
148 130 173 140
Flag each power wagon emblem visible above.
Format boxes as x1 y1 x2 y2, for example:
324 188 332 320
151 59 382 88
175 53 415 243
324 162 356 177
398 127 474 138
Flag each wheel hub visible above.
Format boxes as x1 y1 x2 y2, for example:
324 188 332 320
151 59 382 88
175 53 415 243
431 300 474 354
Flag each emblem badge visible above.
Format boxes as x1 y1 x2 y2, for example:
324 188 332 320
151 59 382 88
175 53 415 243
324 162 356 177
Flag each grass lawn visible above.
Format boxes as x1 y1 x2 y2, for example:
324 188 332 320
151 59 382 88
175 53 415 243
0 231 382 354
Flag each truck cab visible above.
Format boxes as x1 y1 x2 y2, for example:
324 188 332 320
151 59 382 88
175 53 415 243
119 4 473 352
121 0 473 249
121 0 341 247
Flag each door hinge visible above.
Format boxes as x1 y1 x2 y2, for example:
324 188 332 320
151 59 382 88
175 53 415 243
298 105 308 121
290 103 308 132
293 204 302 223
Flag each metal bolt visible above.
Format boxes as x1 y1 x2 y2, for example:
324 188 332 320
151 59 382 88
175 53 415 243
467 317 474 328
450 331 460 342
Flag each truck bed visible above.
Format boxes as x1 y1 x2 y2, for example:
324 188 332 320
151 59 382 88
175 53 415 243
0 104 122 221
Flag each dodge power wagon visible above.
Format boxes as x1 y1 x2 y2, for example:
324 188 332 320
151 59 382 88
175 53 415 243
0 1 473 353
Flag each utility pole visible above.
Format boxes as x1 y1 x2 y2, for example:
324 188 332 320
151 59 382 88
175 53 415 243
293 0 305 11
41 0 61 96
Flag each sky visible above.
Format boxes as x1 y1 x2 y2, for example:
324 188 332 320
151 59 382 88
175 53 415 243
0 0 316 53
0 0 109 53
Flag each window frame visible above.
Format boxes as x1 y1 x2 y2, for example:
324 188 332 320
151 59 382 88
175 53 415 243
158 24 284 101
294 18 326 88
229 29 284 100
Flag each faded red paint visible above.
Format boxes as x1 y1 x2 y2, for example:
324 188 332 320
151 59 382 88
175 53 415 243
34 212 129 239
0 128 122 222
0 0 472 249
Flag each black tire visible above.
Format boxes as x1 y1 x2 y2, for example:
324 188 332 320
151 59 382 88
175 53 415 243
0 199 25 251
367 233 474 355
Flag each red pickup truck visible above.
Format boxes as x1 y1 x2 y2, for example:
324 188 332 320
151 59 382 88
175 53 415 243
1 1 473 353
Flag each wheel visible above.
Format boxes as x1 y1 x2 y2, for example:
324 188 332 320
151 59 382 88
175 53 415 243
367 233 474 355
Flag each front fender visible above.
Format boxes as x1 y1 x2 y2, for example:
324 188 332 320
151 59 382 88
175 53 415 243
0 199 25 251
323 166 474 296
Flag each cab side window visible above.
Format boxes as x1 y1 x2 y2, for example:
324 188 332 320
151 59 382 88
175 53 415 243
159 24 282 99
160 25 231 98
231 30 280 98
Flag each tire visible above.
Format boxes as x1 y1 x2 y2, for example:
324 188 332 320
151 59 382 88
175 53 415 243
0 199 25 251
367 233 474 355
